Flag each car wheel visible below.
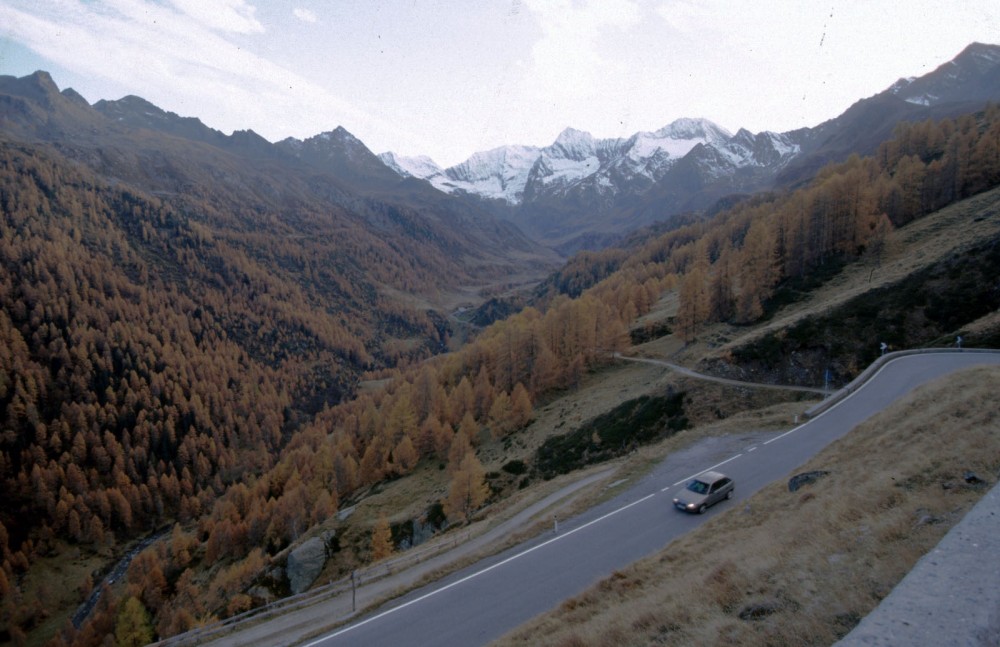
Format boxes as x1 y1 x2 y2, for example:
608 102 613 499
726 490 733 500
698 504 707 514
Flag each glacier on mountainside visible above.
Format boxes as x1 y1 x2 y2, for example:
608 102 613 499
380 117 800 205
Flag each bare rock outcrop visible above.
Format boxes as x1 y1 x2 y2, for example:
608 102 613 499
287 534 331 595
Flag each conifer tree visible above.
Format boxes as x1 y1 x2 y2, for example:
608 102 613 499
443 450 489 522
114 596 154 647
370 515 393 562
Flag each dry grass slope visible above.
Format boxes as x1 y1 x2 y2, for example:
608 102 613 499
494 365 1000 647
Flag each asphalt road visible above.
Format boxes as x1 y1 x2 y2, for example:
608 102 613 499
301 351 1000 647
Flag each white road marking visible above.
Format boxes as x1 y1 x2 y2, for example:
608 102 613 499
305 491 658 645
763 359 899 445
762 422 808 445
671 453 743 488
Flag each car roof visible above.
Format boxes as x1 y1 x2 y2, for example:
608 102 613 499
695 470 728 483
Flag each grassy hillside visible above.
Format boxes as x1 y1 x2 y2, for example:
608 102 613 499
699 184 1000 386
496 364 1000 647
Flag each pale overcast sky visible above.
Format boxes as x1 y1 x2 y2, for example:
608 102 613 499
1 1 999 167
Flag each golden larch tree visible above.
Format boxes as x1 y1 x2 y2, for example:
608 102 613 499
443 450 490 523
370 515 393 562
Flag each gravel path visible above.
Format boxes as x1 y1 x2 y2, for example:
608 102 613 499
615 352 832 394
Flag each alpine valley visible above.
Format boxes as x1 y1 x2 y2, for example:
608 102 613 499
383 42 1000 253
3 38 1000 647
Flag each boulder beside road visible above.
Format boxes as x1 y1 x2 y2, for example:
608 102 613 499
287 535 330 595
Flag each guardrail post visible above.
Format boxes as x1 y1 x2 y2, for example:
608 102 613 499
351 570 356 612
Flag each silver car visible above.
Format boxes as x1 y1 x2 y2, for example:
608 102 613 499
673 470 734 514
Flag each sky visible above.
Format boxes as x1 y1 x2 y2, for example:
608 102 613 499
1 1 999 168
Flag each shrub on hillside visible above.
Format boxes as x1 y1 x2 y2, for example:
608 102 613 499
535 392 687 479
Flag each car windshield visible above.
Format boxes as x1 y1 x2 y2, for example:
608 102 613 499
687 479 709 495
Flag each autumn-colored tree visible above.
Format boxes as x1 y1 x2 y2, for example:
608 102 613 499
446 377 475 426
457 411 481 447
473 366 494 419
114 596 154 647
676 262 709 340
391 435 419 475
446 426 473 473
370 515 393 562
443 450 489 523
488 391 514 440
509 383 534 430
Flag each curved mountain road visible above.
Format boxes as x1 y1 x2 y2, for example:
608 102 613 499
613 351 832 394
230 351 1000 647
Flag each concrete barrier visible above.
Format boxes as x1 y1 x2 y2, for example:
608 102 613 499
835 480 1000 646
804 348 996 419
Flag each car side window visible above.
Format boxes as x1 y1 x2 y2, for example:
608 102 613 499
709 481 719 493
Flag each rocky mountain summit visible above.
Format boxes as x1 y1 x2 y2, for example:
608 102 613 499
380 42 1000 252
378 117 777 207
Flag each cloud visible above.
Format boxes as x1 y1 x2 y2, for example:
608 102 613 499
293 8 317 24
169 0 264 34
0 0 418 146
524 0 642 91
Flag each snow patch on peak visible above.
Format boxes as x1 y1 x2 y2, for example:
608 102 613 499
379 117 802 206
974 45 1000 65
315 126 360 144
551 127 599 160
378 152 443 179
449 145 540 181
656 117 731 142
622 118 731 167
432 145 541 202
890 77 916 94
554 126 594 145
723 129 801 166
765 131 800 157
960 42 1000 67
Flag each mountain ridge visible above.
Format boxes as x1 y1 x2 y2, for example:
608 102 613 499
0 69 558 274
380 42 1000 252
378 117 741 206
4 41 998 257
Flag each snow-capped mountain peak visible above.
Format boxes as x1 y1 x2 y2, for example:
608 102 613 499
551 127 600 160
378 117 799 206
379 151 444 179
624 118 729 163
655 117 732 142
